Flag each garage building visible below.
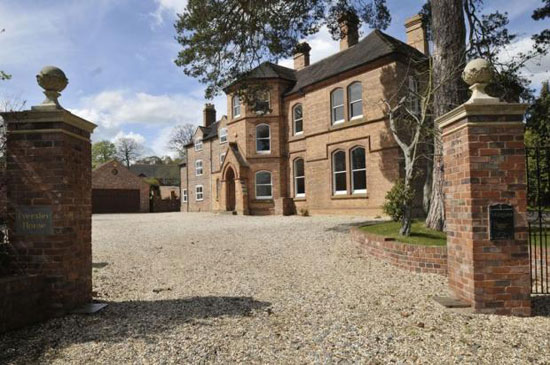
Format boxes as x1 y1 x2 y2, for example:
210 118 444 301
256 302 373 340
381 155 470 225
92 160 150 213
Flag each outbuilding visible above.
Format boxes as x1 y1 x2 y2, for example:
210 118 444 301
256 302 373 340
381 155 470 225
92 160 150 213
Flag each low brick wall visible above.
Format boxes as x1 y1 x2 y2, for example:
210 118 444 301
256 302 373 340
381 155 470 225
351 227 448 276
0 275 47 333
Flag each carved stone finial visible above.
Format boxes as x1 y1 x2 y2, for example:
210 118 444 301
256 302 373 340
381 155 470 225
34 66 69 110
462 58 500 104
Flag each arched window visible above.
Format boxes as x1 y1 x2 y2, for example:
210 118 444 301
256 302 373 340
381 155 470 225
255 171 272 199
294 158 305 197
348 82 363 119
256 124 270 153
293 104 303 135
331 88 344 125
351 147 367 194
332 150 347 195
232 96 241 118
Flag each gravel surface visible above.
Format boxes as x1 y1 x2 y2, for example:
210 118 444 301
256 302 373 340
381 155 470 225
1 212 550 364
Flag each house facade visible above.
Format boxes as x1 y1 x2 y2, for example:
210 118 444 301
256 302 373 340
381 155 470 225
181 15 427 216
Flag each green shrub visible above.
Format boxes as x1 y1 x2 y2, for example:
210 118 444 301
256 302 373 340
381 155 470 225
382 181 414 222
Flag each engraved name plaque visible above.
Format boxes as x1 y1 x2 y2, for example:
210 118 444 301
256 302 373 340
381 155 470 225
16 206 53 235
489 204 514 240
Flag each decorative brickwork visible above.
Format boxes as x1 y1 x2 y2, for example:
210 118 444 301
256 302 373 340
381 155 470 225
1 109 96 314
440 103 530 316
351 227 447 275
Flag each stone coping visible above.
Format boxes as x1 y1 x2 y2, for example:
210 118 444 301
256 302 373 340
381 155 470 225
350 227 448 276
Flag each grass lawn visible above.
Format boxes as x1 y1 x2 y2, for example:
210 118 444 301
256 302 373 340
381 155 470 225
360 220 447 246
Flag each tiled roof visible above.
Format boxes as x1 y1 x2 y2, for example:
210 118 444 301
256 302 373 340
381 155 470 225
129 164 180 180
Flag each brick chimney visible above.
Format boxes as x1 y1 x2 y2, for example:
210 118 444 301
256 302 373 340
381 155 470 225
339 11 359 51
203 103 216 127
293 42 311 70
405 14 429 55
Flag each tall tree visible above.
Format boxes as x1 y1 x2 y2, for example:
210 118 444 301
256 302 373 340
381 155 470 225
92 140 116 168
525 81 550 147
425 0 467 231
175 0 391 98
115 137 142 168
167 124 195 159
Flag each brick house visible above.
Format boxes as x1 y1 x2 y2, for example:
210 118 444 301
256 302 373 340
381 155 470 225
181 15 428 216
92 160 150 213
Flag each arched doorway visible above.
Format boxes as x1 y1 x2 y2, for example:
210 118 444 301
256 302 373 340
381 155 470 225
225 167 236 211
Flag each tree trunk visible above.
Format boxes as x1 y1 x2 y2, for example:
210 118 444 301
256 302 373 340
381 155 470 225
400 204 412 236
425 0 468 231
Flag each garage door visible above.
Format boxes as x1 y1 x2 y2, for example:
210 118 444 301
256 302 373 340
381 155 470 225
92 189 141 213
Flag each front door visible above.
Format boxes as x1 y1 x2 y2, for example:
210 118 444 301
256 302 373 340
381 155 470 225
226 167 236 211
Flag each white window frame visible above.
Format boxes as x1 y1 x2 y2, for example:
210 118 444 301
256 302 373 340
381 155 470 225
255 171 273 200
232 96 241 118
220 152 226 165
293 104 303 135
182 189 188 203
195 160 203 176
195 185 203 201
254 91 271 115
331 88 345 125
256 124 271 154
332 150 347 195
219 127 228 144
194 138 203 151
351 147 367 194
294 158 305 198
348 82 363 120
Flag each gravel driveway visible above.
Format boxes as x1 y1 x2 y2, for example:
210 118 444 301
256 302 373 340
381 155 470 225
2 212 550 364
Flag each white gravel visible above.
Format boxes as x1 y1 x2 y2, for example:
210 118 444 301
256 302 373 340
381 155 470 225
1 212 550 364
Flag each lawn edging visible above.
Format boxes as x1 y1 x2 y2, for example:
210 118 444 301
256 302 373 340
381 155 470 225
350 227 448 276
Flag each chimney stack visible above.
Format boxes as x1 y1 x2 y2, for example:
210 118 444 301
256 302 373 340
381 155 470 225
203 103 216 127
293 42 311 70
405 14 429 55
339 11 359 51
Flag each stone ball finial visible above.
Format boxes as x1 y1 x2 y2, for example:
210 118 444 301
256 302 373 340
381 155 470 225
462 58 501 104
462 58 493 86
35 66 68 109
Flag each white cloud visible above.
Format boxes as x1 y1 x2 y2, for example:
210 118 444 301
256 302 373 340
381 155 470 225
70 88 227 155
278 26 341 69
497 36 550 89
113 131 146 145
151 0 188 26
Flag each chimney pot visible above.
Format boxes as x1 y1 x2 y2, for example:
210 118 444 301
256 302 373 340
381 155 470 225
405 14 429 55
203 103 216 128
293 42 311 70
339 11 359 51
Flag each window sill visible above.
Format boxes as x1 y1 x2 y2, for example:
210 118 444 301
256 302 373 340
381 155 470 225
293 197 306 202
252 199 274 204
256 151 271 155
330 117 367 130
330 194 368 200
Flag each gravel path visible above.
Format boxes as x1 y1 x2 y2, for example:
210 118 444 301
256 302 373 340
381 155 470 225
2 212 550 364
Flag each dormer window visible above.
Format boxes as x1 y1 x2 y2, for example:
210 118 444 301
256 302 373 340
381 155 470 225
194 138 203 151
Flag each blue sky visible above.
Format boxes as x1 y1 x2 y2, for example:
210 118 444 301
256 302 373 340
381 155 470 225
0 0 548 156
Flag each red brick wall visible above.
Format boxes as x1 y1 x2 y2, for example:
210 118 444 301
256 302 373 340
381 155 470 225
441 107 530 316
92 160 150 213
351 227 447 275
0 275 47 333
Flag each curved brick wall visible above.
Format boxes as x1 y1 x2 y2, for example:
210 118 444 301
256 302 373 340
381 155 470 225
351 227 447 276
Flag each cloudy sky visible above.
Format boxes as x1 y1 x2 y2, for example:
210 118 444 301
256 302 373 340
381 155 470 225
0 0 548 156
